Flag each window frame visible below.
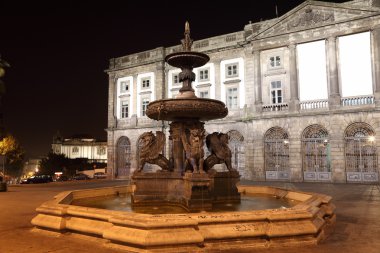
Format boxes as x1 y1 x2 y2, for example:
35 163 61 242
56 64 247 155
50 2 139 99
120 81 129 93
269 55 282 69
121 100 129 118
141 97 150 116
141 78 151 89
225 63 239 78
270 80 283 104
226 85 239 110
198 68 210 82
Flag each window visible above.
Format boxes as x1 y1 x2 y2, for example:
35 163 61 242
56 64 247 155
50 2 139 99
120 81 129 93
269 56 281 68
142 78 150 88
72 147 79 154
142 98 150 116
97 146 106 155
121 101 128 118
227 87 238 109
226 63 238 78
199 90 209 98
199 68 209 81
271 81 282 104
173 74 180 85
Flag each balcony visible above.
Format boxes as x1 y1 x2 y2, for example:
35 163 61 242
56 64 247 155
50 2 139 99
341 95 374 106
262 103 288 112
300 99 328 110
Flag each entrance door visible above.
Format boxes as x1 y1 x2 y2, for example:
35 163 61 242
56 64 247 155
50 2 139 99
116 137 131 178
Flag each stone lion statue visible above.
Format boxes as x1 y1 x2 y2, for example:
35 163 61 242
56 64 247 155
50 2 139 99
181 127 205 173
137 131 170 172
204 132 234 172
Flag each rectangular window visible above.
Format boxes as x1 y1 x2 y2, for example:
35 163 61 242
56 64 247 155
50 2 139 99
142 78 150 88
199 68 209 81
173 74 180 85
199 90 209 98
227 87 238 109
142 98 150 116
121 101 128 118
120 81 129 93
269 56 281 68
271 81 282 104
226 63 238 77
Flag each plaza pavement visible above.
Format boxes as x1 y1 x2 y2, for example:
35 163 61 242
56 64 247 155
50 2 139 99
0 179 379 253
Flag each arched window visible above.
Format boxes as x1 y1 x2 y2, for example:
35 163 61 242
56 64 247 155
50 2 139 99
116 136 131 178
345 122 378 182
302 124 330 181
227 130 246 178
264 127 289 180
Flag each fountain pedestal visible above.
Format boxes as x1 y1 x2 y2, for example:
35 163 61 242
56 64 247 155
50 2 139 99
131 170 240 212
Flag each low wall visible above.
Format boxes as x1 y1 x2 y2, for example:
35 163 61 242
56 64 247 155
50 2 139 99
31 184 336 252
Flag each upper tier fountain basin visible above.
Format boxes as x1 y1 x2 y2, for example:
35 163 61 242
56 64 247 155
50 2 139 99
31 184 336 252
165 51 210 68
146 98 228 121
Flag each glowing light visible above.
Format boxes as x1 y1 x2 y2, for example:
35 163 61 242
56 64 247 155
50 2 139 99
368 136 375 142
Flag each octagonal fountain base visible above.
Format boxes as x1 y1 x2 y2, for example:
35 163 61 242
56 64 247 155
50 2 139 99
31 184 336 252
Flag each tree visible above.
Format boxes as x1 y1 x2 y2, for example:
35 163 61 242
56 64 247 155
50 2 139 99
39 152 69 176
0 135 25 177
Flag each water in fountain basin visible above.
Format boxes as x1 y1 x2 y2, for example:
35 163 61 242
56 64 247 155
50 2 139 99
71 192 298 214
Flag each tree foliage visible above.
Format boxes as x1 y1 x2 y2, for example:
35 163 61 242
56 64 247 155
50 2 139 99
39 152 69 176
0 135 25 177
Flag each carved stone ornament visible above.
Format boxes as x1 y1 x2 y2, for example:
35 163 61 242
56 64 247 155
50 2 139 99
287 8 334 30
137 131 170 172
204 132 234 172
181 122 205 173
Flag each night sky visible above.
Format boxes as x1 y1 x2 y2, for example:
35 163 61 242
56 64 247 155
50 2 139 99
1 0 346 158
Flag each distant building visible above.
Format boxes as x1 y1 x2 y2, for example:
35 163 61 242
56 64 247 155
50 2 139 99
106 0 380 183
52 133 107 163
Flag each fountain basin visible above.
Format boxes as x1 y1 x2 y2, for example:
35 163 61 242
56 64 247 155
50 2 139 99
146 98 228 121
165 51 210 68
31 185 336 252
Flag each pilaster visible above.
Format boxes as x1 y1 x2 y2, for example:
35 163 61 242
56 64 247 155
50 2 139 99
253 50 263 113
288 43 300 112
326 36 341 109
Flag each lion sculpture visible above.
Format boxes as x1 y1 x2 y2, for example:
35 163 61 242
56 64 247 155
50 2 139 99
137 131 170 172
204 132 234 172
181 128 205 173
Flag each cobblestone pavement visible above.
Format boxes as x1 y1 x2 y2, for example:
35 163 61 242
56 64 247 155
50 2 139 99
0 180 379 253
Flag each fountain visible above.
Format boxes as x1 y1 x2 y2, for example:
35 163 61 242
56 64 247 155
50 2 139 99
131 21 240 212
31 23 336 252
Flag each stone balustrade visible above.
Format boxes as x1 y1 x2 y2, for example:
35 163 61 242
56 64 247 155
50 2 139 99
300 99 329 110
341 95 374 106
262 103 289 112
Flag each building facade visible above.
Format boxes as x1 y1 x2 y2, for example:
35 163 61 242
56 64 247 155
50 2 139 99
52 134 107 163
106 0 380 183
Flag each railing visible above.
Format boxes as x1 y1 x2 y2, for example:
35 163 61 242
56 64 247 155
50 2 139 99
300 99 328 110
262 103 289 112
341 95 374 106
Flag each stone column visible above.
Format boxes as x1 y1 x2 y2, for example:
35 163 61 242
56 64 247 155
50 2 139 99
371 28 380 107
253 50 263 112
244 46 255 116
288 43 300 112
214 60 221 100
326 36 341 109
107 72 117 129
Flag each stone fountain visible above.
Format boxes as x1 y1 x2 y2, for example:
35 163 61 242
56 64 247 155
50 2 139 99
131 21 240 212
31 22 336 252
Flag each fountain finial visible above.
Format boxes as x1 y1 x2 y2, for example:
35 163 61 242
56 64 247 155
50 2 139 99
181 21 193 51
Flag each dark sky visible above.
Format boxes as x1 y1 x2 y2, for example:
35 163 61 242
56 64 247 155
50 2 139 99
1 0 346 158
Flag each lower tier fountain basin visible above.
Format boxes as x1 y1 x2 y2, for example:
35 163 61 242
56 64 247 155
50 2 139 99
31 185 336 252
